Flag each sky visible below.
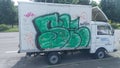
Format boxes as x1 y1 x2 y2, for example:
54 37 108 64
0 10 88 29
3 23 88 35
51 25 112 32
12 0 31 5
12 0 101 5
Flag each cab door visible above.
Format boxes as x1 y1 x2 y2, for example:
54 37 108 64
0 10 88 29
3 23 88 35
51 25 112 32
95 24 114 52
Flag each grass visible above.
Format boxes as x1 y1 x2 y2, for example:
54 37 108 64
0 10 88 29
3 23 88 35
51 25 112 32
0 24 18 32
5 26 18 32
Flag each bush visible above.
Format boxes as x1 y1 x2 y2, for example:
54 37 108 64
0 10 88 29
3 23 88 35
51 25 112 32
109 20 120 29
0 24 9 31
6 26 18 32
110 23 120 29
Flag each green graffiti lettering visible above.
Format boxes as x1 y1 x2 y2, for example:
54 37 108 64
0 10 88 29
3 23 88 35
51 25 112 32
59 14 70 28
76 27 91 47
65 31 81 48
33 13 58 33
33 12 91 50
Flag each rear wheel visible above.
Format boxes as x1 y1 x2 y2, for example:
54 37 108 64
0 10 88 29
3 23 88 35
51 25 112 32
46 52 61 65
94 48 106 59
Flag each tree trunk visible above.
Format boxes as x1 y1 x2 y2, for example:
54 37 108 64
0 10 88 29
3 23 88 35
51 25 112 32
12 24 14 28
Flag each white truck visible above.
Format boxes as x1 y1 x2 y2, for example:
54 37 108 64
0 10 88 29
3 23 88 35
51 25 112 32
18 2 117 64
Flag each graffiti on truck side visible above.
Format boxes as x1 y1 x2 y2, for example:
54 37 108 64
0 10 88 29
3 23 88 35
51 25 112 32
33 12 91 50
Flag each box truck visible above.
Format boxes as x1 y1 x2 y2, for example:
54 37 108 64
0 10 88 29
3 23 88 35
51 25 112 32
18 2 117 64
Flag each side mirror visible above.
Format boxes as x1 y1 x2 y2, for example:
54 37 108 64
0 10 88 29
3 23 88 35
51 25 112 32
111 29 114 36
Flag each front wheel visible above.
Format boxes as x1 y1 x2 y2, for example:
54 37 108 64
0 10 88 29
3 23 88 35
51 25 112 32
93 49 106 59
46 52 61 65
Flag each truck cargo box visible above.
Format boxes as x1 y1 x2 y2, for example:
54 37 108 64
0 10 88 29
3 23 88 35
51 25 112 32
18 2 92 53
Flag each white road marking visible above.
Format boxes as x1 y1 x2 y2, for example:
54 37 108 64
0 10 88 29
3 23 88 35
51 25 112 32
5 50 18 53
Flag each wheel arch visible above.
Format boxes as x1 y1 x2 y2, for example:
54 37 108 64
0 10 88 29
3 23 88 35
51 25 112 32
96 47 108 53
90 47 108 54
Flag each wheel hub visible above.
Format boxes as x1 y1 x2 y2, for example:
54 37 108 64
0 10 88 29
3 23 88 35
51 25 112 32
98 51 104 59
50 55 58 64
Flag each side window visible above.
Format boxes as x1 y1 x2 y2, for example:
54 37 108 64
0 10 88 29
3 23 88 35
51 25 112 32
97 25 111 35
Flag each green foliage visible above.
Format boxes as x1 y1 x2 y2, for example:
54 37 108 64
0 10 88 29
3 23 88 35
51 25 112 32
100 0 120 22
90 1 98 7
34 0 90 5
72 0 79 4
109 20 120 29
79 0 90 5
111 23 120 29
0 0 17 26
6 26 18 32
0 24 18 32
0 24 9 31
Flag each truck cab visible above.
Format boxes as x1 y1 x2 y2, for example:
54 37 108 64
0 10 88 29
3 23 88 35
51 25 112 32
90 21 115 52
89 7 116 59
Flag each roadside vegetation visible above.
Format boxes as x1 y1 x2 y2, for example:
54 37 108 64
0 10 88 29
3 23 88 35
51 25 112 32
0 24 18 32
110 22 120 29
0 0 18 32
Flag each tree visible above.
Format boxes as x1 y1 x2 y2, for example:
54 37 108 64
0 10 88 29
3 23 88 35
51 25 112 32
34 0 90 5
79 0 90 5
0 0 17 27
100 0 120 22
90 1 98 7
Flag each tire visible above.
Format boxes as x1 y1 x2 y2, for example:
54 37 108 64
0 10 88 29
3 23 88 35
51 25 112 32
46 52 61 65
94 49 106 59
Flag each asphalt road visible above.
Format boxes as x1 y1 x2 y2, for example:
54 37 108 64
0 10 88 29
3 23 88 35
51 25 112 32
0 32 120 68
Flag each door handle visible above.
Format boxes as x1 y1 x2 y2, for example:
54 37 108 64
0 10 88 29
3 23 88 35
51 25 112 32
96 37 99 39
